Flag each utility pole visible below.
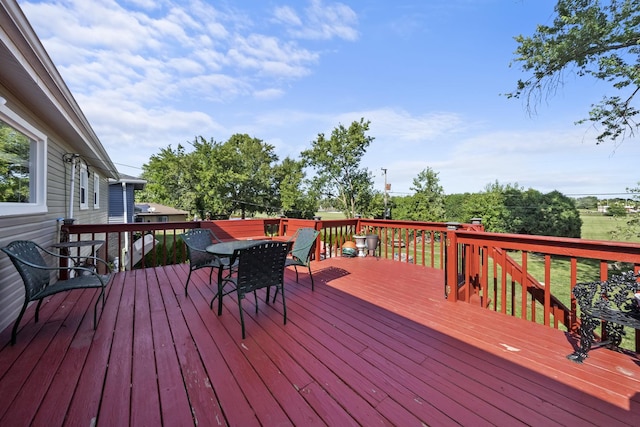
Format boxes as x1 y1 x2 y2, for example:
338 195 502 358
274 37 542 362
381 168 388 219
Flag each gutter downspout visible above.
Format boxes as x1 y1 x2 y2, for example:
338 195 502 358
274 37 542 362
68 155 77 219
122 182 129 271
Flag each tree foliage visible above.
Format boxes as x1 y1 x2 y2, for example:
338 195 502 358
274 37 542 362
606 203 628 216
508 0 640 143
138 144 190 209
392 168 445 222
218 134 279 218
0 120 30 203
451 182 582 237
139 135 281 218
612 182 640 239
575 195 599 209
273 157 319 218
301 118 375 218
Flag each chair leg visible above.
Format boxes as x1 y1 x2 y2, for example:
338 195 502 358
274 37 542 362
184 269 194 296
34 299 44 323
294 266 299 283
308 266 314 291
254 291 259 313
11 301 29 345
94 287 106 329
238 298 247 339
280 285 287 325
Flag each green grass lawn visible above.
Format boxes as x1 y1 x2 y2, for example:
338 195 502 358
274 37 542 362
580 210 640 242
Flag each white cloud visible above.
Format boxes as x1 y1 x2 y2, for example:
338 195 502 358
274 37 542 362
253 88 285 100
273 6 302 26
273 0 359 41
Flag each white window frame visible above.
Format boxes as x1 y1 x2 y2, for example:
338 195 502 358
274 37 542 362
79 163 88 210
93 173 100 209
0 97 48 217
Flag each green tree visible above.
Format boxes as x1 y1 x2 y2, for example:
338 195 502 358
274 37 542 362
209 134 279 218
606 203 628 216
139 134 280 218
273 157 318 218
138 144 191 208
537 190 582 237
389 195 411 220
461 182 511 233
403 168 445 221
575 196 599 210
612 182 640 239
301 118 375 218
414 168 445 220
444 193 470 222
461 183 582 237
508 0 640 143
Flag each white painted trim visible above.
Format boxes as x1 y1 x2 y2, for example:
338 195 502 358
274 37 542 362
0 102 48 217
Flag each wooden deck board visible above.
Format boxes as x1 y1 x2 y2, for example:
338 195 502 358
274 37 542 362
0 257 639 426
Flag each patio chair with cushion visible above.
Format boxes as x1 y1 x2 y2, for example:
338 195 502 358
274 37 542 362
285 227 320 290
212 241 290 339
1 240 113 345
179 228 235 296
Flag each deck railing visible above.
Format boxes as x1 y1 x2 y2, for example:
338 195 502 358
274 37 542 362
445 229 640 352
62 217 639 352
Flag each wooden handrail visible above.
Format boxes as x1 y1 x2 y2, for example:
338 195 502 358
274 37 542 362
445 229 640 352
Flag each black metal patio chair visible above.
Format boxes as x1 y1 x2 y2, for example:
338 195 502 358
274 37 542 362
1 240 112 345
179 228 236 296
211 241 290 339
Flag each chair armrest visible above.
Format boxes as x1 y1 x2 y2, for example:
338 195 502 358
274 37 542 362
41 244 112 273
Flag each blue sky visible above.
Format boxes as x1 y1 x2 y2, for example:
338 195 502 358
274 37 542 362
18 0 640 197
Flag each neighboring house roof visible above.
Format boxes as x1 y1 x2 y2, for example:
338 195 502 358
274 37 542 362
0 0 118 179
135 203 189 217
108 173 147 191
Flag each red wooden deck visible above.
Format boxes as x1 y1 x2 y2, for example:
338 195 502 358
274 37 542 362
0 257 639 426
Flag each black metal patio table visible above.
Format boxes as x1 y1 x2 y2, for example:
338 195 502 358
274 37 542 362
205 239 270 257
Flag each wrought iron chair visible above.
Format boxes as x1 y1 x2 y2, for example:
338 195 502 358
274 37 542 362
179 228 235 296
211 241 290 339
285 227 320 290
1 240 112 345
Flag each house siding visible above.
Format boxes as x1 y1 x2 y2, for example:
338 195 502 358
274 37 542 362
0 0 117 335
108 184 136 224
0 134 111 334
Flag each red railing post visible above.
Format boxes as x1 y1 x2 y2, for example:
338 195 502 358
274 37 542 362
445 223 460 302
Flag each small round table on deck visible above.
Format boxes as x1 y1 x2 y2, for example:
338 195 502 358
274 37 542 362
51 239 105 275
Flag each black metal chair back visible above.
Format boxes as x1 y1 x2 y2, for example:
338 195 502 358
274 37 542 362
2 240 51 299
180 229 229 296
219 241 290 338
1 240 111 344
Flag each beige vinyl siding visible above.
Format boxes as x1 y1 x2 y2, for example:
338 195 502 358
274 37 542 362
0 139 110 335
0 0 117 339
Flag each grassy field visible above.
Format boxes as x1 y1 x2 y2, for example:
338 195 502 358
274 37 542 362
580 210 640 242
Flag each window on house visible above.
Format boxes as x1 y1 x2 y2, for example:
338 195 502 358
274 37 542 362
0 99 47 217
93 173 100 209
79 164 88 210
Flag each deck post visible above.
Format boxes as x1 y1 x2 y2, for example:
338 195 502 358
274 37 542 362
445 222 461 301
